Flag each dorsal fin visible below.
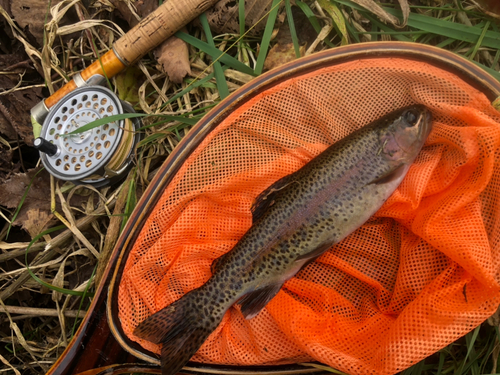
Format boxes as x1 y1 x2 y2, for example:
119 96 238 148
250 174 297 223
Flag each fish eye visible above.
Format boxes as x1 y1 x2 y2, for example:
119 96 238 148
404 110 419 127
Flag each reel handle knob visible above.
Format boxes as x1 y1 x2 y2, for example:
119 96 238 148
34 137 58 157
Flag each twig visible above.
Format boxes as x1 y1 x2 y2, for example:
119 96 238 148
0 305 86 318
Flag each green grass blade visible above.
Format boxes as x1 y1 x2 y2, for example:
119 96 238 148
384 8 500 49
65 112 197 136
138 114 198 131
7 168 45 239
436 38 456 49
295 0 321 33
470 20 490 60
344 14 361 43
456 326 481 374
158 67 227 113
70 264 96 338
318 0 349 45
92 38 113 91
372 22 379 42
137 132 169 148
254 0 282 75
285 0 301 58
176 31 255 76
493 49 500 68
199 13 230 99
121 177 136 232
295 0 335 47
437 351 445 375
361 13 412 42
66 113 145 135
239 0 245 37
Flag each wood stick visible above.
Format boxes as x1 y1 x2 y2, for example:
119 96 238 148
0 305 86 318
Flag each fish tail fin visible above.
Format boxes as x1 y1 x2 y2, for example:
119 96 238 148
133 291 220 375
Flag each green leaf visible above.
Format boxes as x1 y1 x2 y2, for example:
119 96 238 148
115 66 144 104
470 20 490 61
121 177 136 232
295 0 321 33
318 0 349 45
199 13 230 100
384 7 500 49
254 0 282 75
159 67 229 112
176 31 255 76
70 264 96 338
285 0 301 58
65 113 145 135
361 12 412 42
239 0 246 37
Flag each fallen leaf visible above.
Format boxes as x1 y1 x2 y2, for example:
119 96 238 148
154 32 192 84
0 83 43 146
263 6 312 71
22 208 55 238
115 66 146 104
0 168 52 226
136 1 192 84
109 0 140 28
264 42 306 71
135 0 158 20
10 0 79 45
0 110 17 140
0 145 14 175
0 168 89 230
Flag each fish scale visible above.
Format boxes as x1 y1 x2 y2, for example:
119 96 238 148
134 105 433 375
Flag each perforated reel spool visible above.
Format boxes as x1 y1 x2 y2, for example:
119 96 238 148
38 86 141 187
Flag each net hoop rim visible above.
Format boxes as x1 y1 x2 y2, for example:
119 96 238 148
102 41 500 371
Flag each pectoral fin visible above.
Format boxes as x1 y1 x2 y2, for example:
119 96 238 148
295 242 334 262
370 164 408 185
239 284 283 319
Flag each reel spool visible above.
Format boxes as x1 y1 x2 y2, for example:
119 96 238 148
35 86 141 187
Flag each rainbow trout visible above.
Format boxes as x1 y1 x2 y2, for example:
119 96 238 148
134 105 433 375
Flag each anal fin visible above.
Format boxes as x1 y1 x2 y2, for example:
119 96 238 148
239 284 283 319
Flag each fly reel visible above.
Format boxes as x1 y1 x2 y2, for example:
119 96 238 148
34 86 141 187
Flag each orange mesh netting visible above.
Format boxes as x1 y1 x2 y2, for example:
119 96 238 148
118 57 500 374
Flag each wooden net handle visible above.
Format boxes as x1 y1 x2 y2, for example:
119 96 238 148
114 0 218 65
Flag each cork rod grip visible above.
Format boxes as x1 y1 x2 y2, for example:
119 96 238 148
114 0 219 65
